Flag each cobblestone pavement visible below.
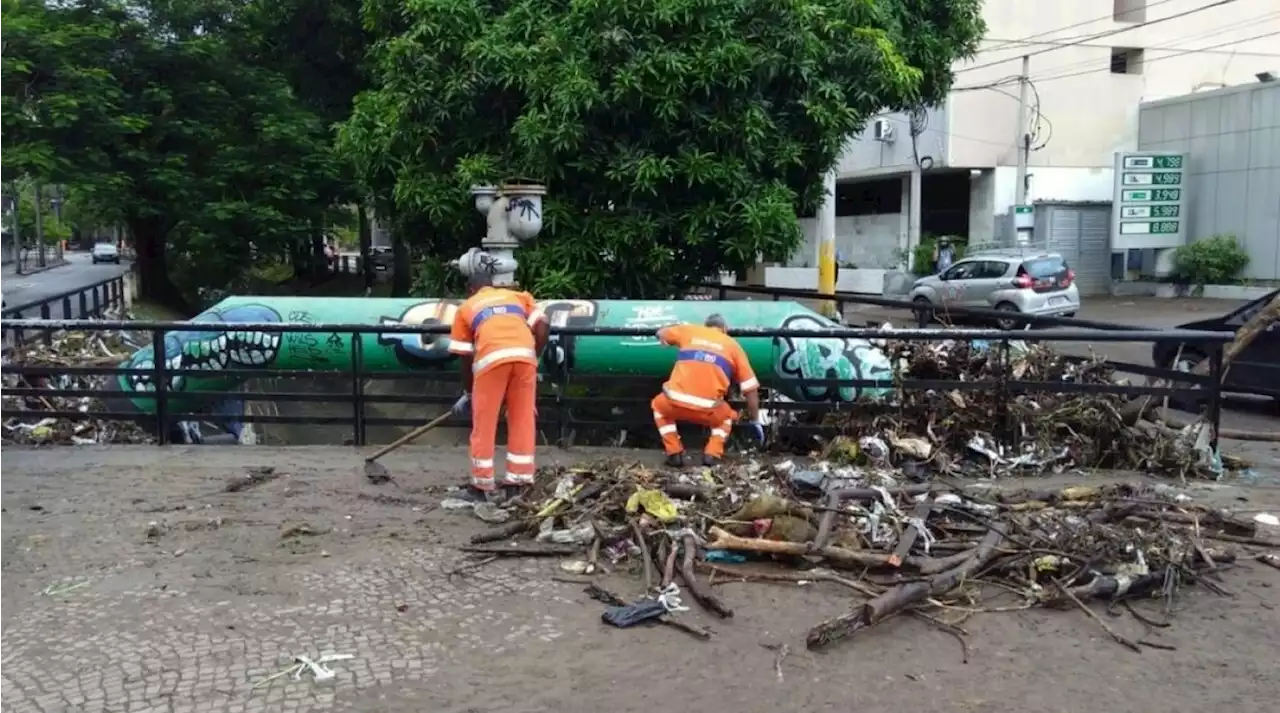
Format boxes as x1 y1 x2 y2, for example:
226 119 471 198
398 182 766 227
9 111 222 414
3 446 1280 713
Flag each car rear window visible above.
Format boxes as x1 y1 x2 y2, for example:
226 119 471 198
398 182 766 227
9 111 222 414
1021 257 1066 277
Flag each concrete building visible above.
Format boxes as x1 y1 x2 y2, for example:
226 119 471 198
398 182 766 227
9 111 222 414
771 0 1280 294
1135 80 1280 282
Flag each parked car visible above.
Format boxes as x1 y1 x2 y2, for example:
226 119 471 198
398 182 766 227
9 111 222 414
369 246 393 272
1151 289 1280 400
91 241 120 264
909 252 1081 329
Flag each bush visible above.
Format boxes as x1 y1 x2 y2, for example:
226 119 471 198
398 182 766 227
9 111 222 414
1172 235 1249 288
910 237 966 276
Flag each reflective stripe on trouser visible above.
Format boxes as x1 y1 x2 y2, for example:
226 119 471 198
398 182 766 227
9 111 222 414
470 360 539 490
650 393 737 458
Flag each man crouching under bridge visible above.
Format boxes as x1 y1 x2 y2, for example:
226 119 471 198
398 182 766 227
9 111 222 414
652 314 765 467
447 273 549 502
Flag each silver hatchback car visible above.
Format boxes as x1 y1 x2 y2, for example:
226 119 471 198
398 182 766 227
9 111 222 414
909 252 1081 328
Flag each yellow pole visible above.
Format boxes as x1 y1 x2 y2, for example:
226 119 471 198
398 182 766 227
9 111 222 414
816 170 838 319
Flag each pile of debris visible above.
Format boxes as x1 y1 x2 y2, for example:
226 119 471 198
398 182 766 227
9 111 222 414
452 457 1279 653
1 308 154 445
778 335 1229 480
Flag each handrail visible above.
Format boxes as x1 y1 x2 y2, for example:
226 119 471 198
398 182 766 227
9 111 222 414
1 273 125 317
0 318 1236 344
695 282 1162 331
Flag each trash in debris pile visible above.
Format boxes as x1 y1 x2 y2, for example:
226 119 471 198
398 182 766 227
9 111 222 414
454 457 1279 653
775 336 1230 480
2 307 155 445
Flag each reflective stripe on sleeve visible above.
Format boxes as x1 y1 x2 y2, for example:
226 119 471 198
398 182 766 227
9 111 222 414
526 309 546 326
448 341 474 354
739 376 759 392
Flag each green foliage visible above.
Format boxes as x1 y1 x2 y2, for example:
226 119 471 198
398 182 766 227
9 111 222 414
910 237 965 276
342 0 985 297
411 256 467 298
1173 235 1250 288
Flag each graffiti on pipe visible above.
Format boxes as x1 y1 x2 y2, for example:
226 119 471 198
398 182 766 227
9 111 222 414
118 303 283 395
377 299 598 368
772 314 893 402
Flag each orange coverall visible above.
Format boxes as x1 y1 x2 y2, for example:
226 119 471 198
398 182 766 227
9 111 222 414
652 324 760 458
448 288 547 490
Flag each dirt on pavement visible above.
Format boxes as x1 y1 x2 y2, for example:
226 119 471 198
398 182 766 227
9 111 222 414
3 445 1280 713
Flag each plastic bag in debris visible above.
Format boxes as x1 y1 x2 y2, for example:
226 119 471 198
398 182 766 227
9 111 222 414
788 469 826 495
858 436 890 464
536 522 595 545
703 549 747 564
601 598 669 629
625 488 679 523
888 433 932 460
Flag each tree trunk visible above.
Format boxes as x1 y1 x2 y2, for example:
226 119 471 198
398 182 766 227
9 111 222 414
357 203 373 295
391 230 411 297
129 217 192 314
309 219 325 284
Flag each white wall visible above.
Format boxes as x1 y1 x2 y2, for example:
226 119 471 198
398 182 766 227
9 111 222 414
793 214 905 269
949 0 1280 169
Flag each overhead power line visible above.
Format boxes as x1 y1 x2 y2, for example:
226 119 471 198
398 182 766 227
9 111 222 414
956 0 1239 75
955 28 1280 91
978 10 1280 81
977 0 1182 55
1028 29 1280 85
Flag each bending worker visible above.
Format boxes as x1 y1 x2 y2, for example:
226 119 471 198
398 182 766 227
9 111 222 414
652 314 764 467
447 273 549 502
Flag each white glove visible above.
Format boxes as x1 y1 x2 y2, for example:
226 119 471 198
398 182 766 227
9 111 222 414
451 392 472 417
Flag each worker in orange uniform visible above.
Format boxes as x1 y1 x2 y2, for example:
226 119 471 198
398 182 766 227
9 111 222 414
652 314 765 467
447 273 549 502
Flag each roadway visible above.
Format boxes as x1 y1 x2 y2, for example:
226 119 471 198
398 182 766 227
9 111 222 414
2 251 131 319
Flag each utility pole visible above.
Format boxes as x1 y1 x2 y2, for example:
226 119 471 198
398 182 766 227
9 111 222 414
34 183 46 268
1014 54 1030 208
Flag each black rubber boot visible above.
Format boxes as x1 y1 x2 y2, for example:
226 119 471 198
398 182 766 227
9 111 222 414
702 453 723 467
664 452 686 468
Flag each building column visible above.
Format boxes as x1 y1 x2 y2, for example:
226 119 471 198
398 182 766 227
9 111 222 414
815 170 838 318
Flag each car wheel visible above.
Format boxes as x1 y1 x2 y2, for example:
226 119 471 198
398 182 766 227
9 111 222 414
912 297 934 327
994 302 1021 330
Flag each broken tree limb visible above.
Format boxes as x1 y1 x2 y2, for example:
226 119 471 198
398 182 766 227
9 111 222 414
458 543 578 557
469 519 534 544
679 534 733 618
706 525 968 573
863 522 1006 624
804 522 1006 651
630 520 655 591
889 500 934 567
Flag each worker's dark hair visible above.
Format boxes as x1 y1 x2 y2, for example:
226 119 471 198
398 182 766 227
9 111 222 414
466 272 494 293
705 313 727 330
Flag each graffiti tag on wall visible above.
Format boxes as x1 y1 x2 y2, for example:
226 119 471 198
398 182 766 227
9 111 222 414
377 299 599 368
118 303 284 395
773 314 893 402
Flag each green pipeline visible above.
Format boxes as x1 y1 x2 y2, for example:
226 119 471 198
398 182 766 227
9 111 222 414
112 297 893 414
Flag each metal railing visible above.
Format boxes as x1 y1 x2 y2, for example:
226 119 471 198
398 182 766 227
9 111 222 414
1 275 127 348
0 318 1231 452
694 282 1156 331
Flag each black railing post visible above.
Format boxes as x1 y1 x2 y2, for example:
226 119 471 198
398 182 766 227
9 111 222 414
13 310 24 345
996 337 1012 443
39 303 52 346
1207 344 1224 455
92 286 102 316
152 328 169 445
351 331 366 446
78 291 88 319
556 368 570 447
717 284 727 300
61 296 72 322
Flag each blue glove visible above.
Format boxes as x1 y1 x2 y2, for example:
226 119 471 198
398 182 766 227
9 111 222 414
451 392 472 417
748 421 766 444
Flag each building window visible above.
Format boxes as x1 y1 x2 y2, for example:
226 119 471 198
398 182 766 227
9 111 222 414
1110 47 1145 75
1113 0 1146 23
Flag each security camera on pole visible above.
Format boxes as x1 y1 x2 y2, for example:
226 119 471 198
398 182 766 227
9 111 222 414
451 183 547 287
